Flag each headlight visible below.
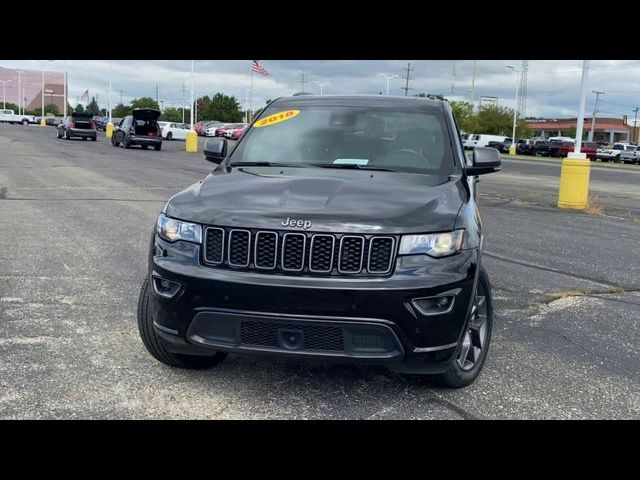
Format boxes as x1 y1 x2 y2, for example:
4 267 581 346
156 214 202 244
399 230 464 258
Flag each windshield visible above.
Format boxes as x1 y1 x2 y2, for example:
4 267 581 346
230 104 456 175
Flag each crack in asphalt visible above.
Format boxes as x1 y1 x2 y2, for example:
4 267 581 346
484 251 626 289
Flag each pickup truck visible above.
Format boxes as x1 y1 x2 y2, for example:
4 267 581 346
618 145 638 164
596 143 635 162
554 141 598 160
0 109 37 125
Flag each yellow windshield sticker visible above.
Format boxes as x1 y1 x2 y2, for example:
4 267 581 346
254 110 300 128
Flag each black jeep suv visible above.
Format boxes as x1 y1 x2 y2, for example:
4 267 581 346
138 95 501 388
111 108 162 150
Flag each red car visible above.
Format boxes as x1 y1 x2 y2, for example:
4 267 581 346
224 125 248 140
193 121 209 135
556 141 598 160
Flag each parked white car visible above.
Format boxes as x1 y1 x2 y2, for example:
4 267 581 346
161 122 191 140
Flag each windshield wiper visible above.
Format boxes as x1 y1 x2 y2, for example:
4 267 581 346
229 161 314 168
310 163 396 172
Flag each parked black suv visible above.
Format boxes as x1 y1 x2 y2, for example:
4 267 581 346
56 113 97 141
111 108 162 150
138 96 501 387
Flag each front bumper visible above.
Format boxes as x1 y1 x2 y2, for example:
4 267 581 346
148 235 480 372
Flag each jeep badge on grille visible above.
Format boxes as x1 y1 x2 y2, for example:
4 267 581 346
281 217 312 229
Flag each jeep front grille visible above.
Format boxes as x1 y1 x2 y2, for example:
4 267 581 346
203 227 397 277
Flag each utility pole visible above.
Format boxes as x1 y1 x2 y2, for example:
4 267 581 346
155 82 159 106
119 90 123 105
470 60 477 109
450 60 456 95
401 61 414 96
588 90 604 142
633 107 639 143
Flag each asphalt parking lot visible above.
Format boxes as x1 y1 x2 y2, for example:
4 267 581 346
1 124 639 419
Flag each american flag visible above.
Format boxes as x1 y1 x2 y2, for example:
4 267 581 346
251 60 270 76
79 89 89 103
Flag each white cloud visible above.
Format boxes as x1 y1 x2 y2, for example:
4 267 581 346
1 60 638 118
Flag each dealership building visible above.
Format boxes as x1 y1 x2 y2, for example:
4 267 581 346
525 117 638 143
0 66 66 113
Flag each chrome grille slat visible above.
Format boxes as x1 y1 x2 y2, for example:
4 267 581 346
204 228 396 276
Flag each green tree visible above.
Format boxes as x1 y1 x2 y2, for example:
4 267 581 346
199 93 242 122
112 103 131 118
130 97 159 110
449 100 476 132
160 107 183 122
2 102 20 112
67 103 74 115
44 104 59 116
85 96 100 116
74 104 85 114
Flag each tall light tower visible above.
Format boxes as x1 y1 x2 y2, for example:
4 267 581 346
588 90 604 142
516 60 529 119
185 60 197 153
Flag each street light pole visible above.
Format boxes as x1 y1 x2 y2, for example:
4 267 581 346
558 60 591 210
507 65 521 155
313 82 330 95
185 60 197 153
589 90 604 142
377 74 398 95
632 107 639 143
0 80 10 109
17 71 21 115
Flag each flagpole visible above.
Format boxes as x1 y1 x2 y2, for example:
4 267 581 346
249 65 254 123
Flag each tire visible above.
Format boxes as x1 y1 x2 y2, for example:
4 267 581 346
137 278 228 369
124 135 131 149
82 137 87 141
64 129 70 140
56 129 61 139
154 144 162 151
22 119 28 126
432 266 493 389
166 132 172 140
112 134 120 147
91 136 96 141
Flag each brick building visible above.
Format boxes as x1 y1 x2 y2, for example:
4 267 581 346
0 66 66 113
526 117 638 143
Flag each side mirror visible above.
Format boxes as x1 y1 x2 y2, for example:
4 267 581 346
203 138 227 165
467 147 501 175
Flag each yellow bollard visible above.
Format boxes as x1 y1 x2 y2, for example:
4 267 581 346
508 145 516 155
40 117 46 127
186 130 197 153
105 122 114 139
558 157 591 209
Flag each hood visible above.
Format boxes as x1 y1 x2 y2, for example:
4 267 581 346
132 108 161 121
165 167 466 234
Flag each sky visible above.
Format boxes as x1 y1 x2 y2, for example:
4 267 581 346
1 60 640 121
